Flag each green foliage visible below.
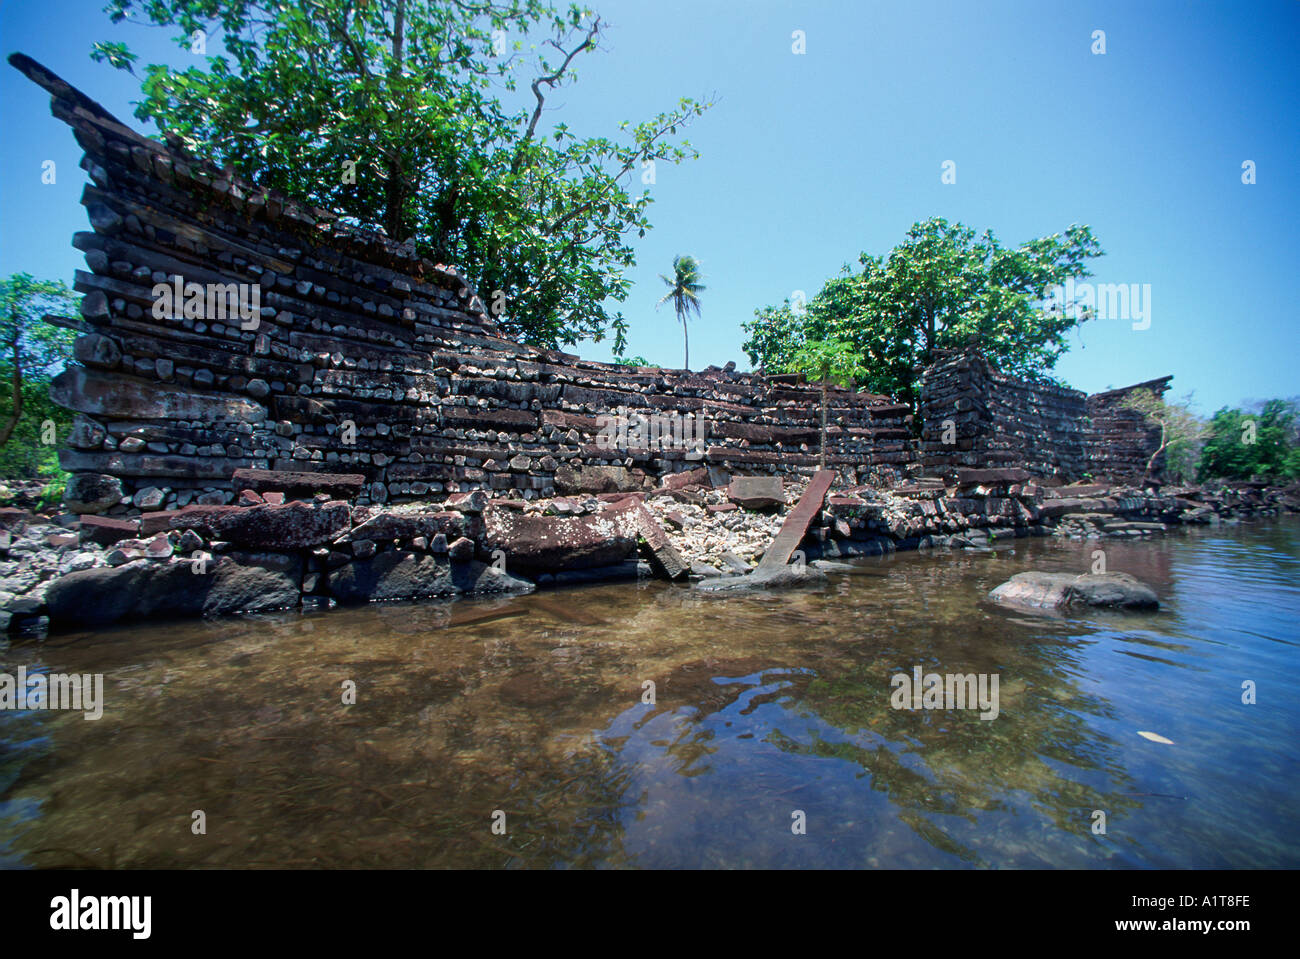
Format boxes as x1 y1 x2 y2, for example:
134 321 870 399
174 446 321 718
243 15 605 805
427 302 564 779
788 337 867 388
613 355 651 367
1120 389 1206 484
742 217 1104 407
93 0 713 351
655 254 704 369
1 273 79 463
0 371 73 478
1198 399 1300 481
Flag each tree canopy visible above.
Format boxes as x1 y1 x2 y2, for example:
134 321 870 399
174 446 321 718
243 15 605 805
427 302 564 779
742 217 1104 408
93 0 713 351
1198 400 1300 482
0 272 79 471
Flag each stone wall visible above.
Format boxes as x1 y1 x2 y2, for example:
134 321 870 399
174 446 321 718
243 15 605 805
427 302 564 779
1086 377 1173 483
918 349 1091 480
16 55 916 516
918 349 1169 484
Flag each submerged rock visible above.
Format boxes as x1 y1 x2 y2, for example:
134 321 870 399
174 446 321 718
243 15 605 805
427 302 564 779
45 552 302 627
695 563 827 593
329 551 534 604
989 570 1159 611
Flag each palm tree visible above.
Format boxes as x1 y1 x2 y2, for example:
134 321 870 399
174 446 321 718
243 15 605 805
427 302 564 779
655 255 705 371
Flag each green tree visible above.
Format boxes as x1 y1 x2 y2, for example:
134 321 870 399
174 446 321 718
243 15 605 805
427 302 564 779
655 254 704 371
742 217 1104 408
1120 389 1206 485
613 355 652 368
787 338 868 471
1198 400 1300 481
93 0 712 352
1 273 79 456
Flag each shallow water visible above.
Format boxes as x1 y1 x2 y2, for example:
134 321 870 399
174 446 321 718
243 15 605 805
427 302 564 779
2 519 1297 869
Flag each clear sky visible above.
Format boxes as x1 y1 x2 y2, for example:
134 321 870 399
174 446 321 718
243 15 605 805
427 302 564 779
1 0 1296 415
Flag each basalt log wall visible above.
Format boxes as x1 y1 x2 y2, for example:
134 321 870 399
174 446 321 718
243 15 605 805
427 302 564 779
919 350 1169 484
18 56 916 515
918 350 1092 480
1086 378 1173 483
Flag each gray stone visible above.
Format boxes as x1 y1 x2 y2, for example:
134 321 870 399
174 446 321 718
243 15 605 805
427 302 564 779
63 473 123 515
328 551 533 604
989 571 1159 611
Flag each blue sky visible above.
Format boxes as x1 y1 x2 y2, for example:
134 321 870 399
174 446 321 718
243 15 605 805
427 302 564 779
1 0 1296 415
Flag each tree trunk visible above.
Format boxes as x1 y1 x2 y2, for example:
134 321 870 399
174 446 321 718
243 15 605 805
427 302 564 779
0 342 23 449
819 376 828 471
682 314 689 371
382 0 409 241
1140 419 1167 487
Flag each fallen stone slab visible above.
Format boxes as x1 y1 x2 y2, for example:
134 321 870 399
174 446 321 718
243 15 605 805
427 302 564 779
989 571 1159 611
329 551 533 604
627 503 690 580
335 510 472 544
230 468 366 501
728 475 785 510
45 552 302 627
482 501 641 571
754 469 837 575
660 467 711 491
79 514 140 546
168 500 352 550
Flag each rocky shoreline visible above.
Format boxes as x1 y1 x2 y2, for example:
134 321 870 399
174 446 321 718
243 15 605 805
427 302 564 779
1 468 1297 636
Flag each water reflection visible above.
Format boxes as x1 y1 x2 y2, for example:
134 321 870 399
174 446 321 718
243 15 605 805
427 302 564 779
1 520 1297 868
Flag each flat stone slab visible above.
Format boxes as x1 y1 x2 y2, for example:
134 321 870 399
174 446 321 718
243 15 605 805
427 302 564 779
754 469 836 576
231 468 366 500
168 500 352 550
483 500 640 571
695 564 827 593
728 475 785 510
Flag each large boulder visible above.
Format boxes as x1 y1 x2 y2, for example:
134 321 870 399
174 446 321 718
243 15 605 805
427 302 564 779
328 551 534 604
62 472 123 514
45 552 302 627
989 571 1159 611
483 501 640 570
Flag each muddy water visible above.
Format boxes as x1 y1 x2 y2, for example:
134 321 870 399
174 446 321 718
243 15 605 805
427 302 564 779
2 520 1297 869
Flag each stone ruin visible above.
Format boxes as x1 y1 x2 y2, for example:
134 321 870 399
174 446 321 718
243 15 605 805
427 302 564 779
13 53 1171 516
12 54 918 518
